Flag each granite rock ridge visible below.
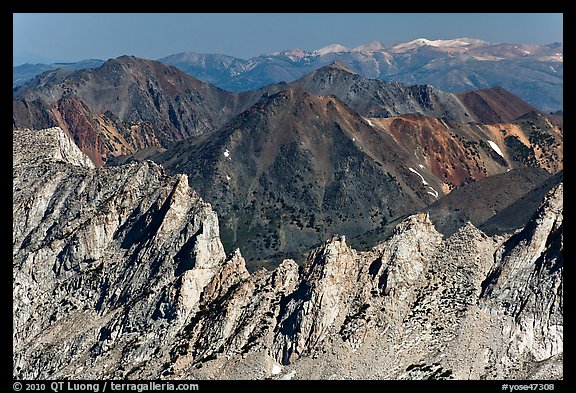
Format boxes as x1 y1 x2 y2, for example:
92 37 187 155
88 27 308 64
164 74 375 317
13 128 562 379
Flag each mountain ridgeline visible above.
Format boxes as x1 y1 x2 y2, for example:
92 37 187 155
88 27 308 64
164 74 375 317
13 56 563 269
157 38 563 112
14 38 563 112
13 56 273 165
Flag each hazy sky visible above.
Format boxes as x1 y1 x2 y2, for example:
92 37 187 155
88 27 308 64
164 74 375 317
13 13 563 65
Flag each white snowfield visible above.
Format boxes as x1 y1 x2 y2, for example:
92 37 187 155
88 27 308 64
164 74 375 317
392 37 487 52
487 140 505 158
305 37 494 58
223 149 230 159
313 44 350 56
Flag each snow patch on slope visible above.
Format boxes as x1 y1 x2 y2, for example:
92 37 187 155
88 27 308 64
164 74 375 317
272 363 282 375
409 166 438 198
409 167 428 185
487 140 504 158
427 187 439 198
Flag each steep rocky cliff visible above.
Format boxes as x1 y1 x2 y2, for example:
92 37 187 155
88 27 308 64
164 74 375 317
13 128 562 380
14 127 227 378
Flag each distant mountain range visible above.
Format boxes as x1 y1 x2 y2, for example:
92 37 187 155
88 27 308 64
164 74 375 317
13 38 563 112
12 59 105 87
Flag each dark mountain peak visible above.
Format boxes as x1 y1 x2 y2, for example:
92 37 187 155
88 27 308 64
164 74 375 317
98 55 196 81
152 82 430 267
455 86 541 123
13 56 270 167
291 63 471 121
324 60 356 74
115 54 138 62
98 55 143 70
250 85 340 112
101 55 181 77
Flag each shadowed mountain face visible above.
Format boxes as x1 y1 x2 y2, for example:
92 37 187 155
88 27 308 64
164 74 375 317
422 167 553 237
151 88 432 268
12 56 267 165
479 170 563 236
455 87 543 124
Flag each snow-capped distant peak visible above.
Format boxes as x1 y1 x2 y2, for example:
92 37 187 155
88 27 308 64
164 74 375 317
314 44 350 56
271 48 310 59
395 38 434 48
392 38 489 52
353 41 386 52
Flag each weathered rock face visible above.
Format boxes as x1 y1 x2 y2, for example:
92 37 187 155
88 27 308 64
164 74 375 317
480 184 563 378
13 127 226 379
13 128 562 380
13 127 95 169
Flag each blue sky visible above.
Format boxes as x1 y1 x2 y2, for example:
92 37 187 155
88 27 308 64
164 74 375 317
13 13 563 65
